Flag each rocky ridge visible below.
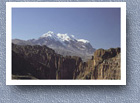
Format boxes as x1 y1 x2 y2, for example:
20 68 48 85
12 44 121 80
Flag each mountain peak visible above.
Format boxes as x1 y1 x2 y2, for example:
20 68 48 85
57 33 75 42
57 33 70 41
40 31 90 43
41 31 54 38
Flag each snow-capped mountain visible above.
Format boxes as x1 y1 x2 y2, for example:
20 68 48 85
41 31 75 42
12 31 96 61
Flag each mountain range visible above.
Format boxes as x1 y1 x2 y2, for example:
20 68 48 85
12 31 121 80
12 31 96 61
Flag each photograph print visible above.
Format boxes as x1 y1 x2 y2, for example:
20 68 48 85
6 2 126 85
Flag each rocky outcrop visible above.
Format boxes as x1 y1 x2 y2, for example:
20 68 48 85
94 48 120 65
12 44 83 79
12 44 121 80
74 48 121 79
93 48 120 79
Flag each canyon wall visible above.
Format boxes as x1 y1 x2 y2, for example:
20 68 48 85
12 44 121 80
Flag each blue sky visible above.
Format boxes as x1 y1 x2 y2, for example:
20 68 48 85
12 8 120 49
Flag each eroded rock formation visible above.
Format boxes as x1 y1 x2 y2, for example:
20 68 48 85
74 48 121 79
12 44 121 80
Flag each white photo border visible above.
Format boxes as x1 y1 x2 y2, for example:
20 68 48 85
6 2 126 85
